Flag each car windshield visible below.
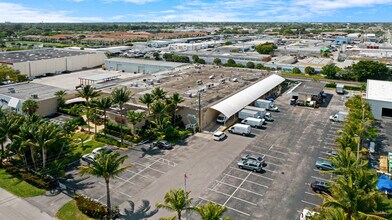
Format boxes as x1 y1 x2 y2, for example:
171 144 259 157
217 116 225 120
161 141 169 145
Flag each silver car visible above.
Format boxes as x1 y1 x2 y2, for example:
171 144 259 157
241 154 266 165
238 159 263 172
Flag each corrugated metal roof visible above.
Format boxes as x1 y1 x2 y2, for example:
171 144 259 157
210 74 285 118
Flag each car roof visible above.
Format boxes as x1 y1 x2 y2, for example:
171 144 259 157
314 181 327 186
245 159 261 166
214 131 224 135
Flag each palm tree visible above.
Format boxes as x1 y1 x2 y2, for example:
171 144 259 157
194 202 230 220
94 97 112 134
169 92 184 125
330 147 366 177
79 152 130 217
152 87 167 101
151 100 167 121
77 85 100 133
139 93 154 114
127 110 144 135
111 87 132 146
156 188 193 220
54 90 67 109
22 99 39 117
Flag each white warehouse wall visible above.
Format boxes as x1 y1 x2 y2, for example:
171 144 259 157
367 99 392 120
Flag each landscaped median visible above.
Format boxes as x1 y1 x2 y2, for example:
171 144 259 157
56 200 92 220
0 168 45 198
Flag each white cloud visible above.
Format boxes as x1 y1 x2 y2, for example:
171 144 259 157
0 2 103 22
108 0 158 4
293 0 392 10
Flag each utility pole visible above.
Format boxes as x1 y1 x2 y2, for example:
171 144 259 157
198 92 202 131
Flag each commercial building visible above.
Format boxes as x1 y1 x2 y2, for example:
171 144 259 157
291 81 326 106
0 82 63 116
366 79 392 120
0 49 107 78
104 58 188 74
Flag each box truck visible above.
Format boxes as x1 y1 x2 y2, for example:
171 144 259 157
255 99 279 112
329 111 348 122
238 109 260 120
228 123 251 136
244 106 273 121
241 117 264 128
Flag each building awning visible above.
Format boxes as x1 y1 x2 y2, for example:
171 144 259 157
8 98 20 108
65 97 86 104
210 74 285 118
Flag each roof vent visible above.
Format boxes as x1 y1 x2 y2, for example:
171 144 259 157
31 94 38 99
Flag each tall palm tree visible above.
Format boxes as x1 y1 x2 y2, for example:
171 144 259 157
54 90 67 109
79 152 130 217
156 188 193 220
194 202 230 220
151 100 167 121
77 85 100 133
139 93 154 114
127 110 144 135
330 147 365 177
94 96 112 134
151 87 167 101
169 92 184 125
111 87 132 146
22 99 39 117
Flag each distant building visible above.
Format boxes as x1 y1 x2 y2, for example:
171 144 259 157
0 49 107 78
366 79 392 120
104 58 188 74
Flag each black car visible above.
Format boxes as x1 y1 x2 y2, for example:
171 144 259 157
311 181 331 195
151 140 173 150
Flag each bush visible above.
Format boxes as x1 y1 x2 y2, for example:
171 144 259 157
344 85 361 91
292 67 301 74
21 172 51 189
106 121 132 134
5 165 20 175
74 194 109 219
94 133 122 147
326 82 337 88
70 116 87 126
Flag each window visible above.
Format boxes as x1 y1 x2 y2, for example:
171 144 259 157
382 108 392 117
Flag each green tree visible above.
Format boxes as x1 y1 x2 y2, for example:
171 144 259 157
79 152 130 217
152 87 167 101
350 60 391 82
94 96 112 134
196 59 206 64
194 202 230 220
153 52 160 60
304 66 316 75
321 64 340 79
0 109 18 162
156 188 193 220
292 67 301 74
192 55 200 62
77 85 100 133
246 62 255 69
227 59 236 65
139 93 154 114
127 110 144 134
111 87 132 146
168 92 184 125
255 43 277 54
213 58 222 66
22 99 39 117
224 41 232 45
54 90 67 109
255 63 263 69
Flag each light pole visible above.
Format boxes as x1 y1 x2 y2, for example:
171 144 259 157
198 92 202 132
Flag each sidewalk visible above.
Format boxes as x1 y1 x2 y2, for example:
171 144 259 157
0 187 54 220
26 191 73 217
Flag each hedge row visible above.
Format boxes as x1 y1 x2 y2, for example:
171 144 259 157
74 194 108 219
325 82 361 91
106 121 132 134
94 133 122 147
5 166 54 190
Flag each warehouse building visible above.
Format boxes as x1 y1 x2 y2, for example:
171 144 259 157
0 49 107 78
366 79 392 120
291 81 326 107
0 82 63 116
104 58 188 74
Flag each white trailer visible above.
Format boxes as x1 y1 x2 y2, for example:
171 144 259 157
244 106 273 121
255 99 279 112
238 109 260 120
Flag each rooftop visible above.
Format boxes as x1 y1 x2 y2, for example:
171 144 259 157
292 81 326 96
0 49 96 64
366 79 392 102
106 58 188 68
0 82 63 100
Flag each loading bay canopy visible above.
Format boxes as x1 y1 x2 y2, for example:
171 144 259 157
79 73 121 85
210 74 285 118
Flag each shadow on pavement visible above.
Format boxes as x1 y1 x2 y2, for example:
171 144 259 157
121 200 159 220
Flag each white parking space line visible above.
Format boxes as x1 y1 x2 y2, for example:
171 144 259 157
223 172 252 206
301 200 319 207
215 180 264 197
98 182 133 199
267 161 283 167
326 133 339 137
134 162 165 174
224 173 270 188
208 188 257 206
325 137 336 141
126 169 152 179
269 148 289 155
145 155 177 167
263 167 277 173
199 197 251 217
230 166 277 177
311 176 333 183
245 150 286 161
115 176 136 185
305 192 317 196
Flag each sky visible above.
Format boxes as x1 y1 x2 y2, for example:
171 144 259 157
1 0 392 23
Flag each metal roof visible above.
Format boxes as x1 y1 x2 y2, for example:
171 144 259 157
0 82 62 100
79 73 121 81
106 58 187 68
366 79 392 102
291 81 326 96
210 74 285 118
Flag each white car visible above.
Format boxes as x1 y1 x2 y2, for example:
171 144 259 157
92 146 113 155
213 131 226 141
300 208 317 220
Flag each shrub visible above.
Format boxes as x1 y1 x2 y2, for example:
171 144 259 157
344 85 361 91
106 121 132 134
94 133 123 147
74 194 109 219
292 67 301 74
70 116 87 126
21 172 51 189
5 165 20 175
326 82 337 88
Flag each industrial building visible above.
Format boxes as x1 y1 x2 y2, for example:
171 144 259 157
0 49 107 78
291 81 326 107
104 58 188 74
366 79 392 120
0 82 63 116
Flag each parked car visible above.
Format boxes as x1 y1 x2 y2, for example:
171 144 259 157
300 208 317 220
92 146 113 155
151 140 173 150
311 181 331 195
228 124 251 136
315 159 336 171
213 131 226 141
241 154 266 165
237 159 263 172
325 150 338 157
81 153 95 164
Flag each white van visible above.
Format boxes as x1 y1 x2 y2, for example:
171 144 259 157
241 117 264 128
228 124 251 136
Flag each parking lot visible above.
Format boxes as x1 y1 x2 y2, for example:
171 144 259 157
190 88 349 220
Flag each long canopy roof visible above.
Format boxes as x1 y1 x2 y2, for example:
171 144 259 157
210 74 285 118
